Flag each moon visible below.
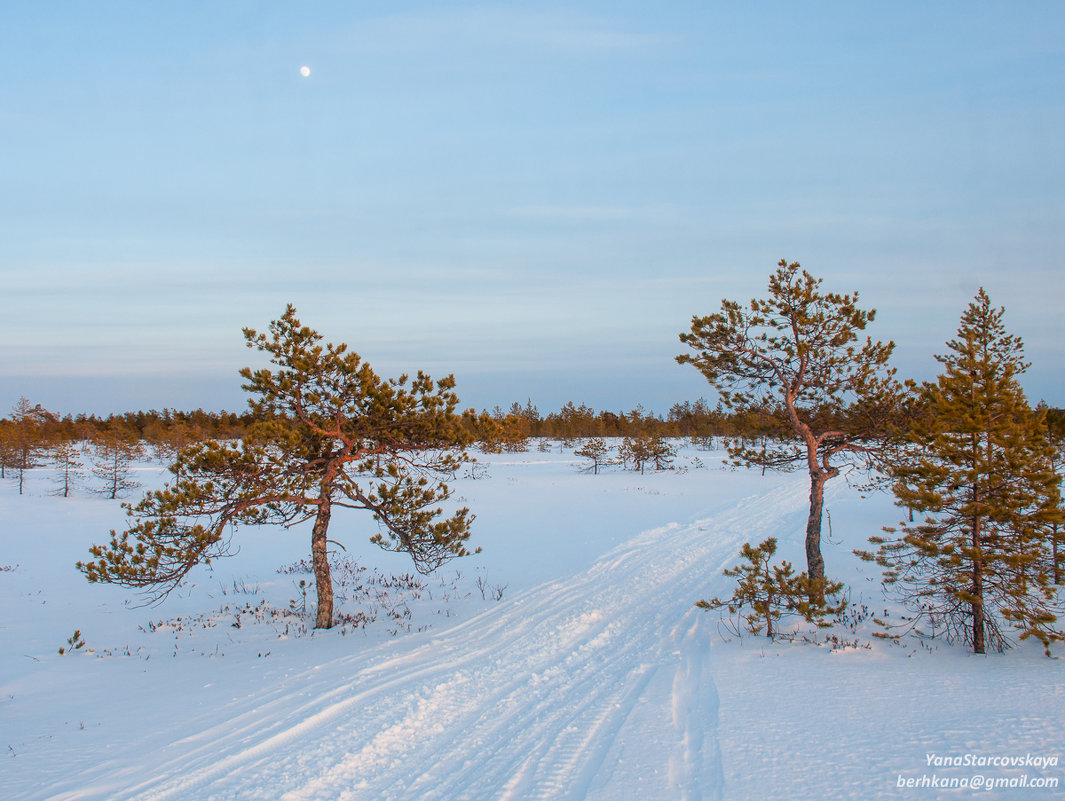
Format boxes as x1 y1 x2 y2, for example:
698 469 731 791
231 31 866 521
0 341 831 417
299 65 311 78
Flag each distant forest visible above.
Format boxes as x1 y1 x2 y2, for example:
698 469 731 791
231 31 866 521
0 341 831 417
3 396 1063 452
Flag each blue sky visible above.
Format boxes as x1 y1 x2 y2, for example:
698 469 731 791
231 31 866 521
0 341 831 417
3 2 1063 415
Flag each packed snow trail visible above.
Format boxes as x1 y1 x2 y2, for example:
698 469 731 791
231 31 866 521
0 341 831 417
45 480 811 801
9 456 1064 801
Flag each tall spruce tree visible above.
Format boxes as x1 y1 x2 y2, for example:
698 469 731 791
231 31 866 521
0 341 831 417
677 260 899 591
860 289 1064 654
79 305 479 629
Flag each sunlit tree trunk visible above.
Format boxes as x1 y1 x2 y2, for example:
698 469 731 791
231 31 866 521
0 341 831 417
311 492 335 629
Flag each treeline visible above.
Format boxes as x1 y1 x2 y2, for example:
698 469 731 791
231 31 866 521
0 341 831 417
4 394 1062 451
0 395 910 457
0 405 251 446
471 398 1065 453
2 393 1062 495
469 397 887 448
0 400 254 497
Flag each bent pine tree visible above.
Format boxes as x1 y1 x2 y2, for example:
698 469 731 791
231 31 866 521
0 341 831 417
79 305 479 629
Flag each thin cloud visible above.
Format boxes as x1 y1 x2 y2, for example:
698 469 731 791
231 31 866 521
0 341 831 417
505 204 679 223
335 7 674 54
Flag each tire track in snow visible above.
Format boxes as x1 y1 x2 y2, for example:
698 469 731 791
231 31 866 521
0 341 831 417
70 478 811 801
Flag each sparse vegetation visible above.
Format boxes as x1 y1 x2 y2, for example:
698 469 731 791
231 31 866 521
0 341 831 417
58 629 86 655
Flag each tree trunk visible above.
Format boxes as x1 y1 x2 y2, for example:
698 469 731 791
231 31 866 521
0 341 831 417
972 430 987 654
805 473 827 590
1053 522 1061 586
311 496 335 629
971 518 985 654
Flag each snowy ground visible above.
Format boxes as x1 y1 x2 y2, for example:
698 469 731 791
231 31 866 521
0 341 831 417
2 444 1063 800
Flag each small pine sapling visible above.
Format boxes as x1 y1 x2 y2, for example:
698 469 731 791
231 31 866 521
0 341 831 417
58 629 86 655
648 436 677 471
50 440 85 498
289 579 309 616
90 427 145 499
697 538 845 638
574 437 611 474
619 435 674 473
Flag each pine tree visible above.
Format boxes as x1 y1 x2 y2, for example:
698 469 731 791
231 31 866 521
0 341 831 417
860 290 1064 654
647 435 676 471
678 260 899 591
90 427 145 499
1040 403 1065 585
50 439 85 498
619 436 647 473
79 305 479 629
0 423 13 481
696 538 845 638
4 398 52 494
616 434 674 474
574 437 610 474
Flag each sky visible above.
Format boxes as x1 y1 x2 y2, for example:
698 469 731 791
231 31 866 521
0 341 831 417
2 1 1063 416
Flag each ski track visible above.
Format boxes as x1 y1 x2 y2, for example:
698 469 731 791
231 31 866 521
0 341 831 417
54 480 811 801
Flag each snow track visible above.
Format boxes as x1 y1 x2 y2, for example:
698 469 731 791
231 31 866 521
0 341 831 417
48 480 811 801
10 458 1064 801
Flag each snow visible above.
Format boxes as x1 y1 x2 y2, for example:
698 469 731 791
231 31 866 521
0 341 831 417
2 444 1063 800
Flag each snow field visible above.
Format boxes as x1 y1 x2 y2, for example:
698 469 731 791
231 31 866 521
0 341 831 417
1 445 1063 800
